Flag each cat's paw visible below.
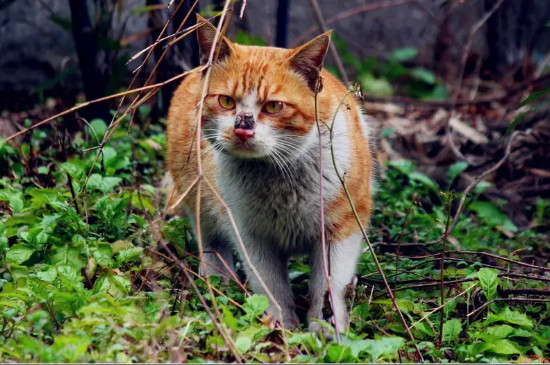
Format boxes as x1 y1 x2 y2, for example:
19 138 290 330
266 307 299 330
308 320 334 339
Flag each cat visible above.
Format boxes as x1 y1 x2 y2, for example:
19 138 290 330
165 15 374 333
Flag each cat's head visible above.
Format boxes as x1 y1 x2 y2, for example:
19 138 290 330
197 15 331 161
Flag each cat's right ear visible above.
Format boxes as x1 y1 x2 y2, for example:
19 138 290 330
289 31 332 90
196 14 233 65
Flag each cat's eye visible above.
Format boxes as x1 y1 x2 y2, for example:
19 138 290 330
218 95 236 110
262 101 283 114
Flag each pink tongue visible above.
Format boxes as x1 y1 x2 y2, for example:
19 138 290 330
234 128 255 140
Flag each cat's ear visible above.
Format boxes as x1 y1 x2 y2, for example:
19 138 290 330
196 14 234 64
289 31 332 90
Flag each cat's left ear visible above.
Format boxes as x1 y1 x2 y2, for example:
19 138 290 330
289 31 332 90
196 14 234 65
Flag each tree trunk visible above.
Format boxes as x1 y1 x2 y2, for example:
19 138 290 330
275 0 290 48
68 0 110 122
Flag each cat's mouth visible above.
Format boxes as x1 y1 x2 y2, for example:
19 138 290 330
227 139 267 158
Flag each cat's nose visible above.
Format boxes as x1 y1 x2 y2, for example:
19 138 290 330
234 112 254 130
234 112 255 141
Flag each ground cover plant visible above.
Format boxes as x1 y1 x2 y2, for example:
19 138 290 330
1 102 549 362
1 0 550 363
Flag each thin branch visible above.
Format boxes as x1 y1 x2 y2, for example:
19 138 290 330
467 298 550 319
410 283 478 329
191 2 233 351
314 76 341 343
292 0 415 47
394 250 550 273
2 70 196 143
308 0 349 83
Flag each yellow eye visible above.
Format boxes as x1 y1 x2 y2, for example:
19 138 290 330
262 101 283 114
218 95 236 110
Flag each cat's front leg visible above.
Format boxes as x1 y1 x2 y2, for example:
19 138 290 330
187 214 236 284
200 234 236 284
237 238 299 329
308 242 329 333
308 233 363 333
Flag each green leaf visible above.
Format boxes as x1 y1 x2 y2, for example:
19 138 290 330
469 201 518 232
242 294 269 322
36 265 58 282
51 245 85 269
162 218 189 249
130 4 161 15
482 324 515 339
103 147 130 174
111 240 133 254
220 304 238 330
443 319 462 341
474 181 492 194
489 339 522 355
341 338 370 358
448 161 468 184
38 166 49 175
92 243 114 268
57 264 81 282
116 247 143 264
341 336 404 361
107 274 131 297
390 47 418 62
51 334 91 361
388 159 439 190
235 336 252 353
507 96 550 134
360 73 394 97
411 67 436 84
324 344 353 363
6 244 35 264
518 88 550 108
478 268 498 300
485 306 533 328
86 173 122 193
50 15 72 31
61 159 86 180
365 337 405 362
388 160 415 175
511 328 533 338
233 30 267 46
9 196 24 213
409 171 439 191
288 332 321 351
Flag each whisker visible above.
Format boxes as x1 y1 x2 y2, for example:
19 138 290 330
270 148 294 184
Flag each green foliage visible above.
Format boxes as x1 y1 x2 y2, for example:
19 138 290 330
0 108 548 362
233 30 268 46
507 87 550 133
333 37 449 100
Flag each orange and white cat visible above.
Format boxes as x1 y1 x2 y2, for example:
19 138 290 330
166 16 373 332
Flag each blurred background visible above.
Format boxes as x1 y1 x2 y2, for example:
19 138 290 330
0 0 549 227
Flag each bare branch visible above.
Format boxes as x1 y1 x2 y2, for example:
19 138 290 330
308 0 349 83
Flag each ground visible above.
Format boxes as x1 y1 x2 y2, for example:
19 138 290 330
0 99 549 363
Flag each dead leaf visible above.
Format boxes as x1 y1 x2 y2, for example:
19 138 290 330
450 116 489 144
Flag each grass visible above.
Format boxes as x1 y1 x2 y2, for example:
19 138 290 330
0 109 549 363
